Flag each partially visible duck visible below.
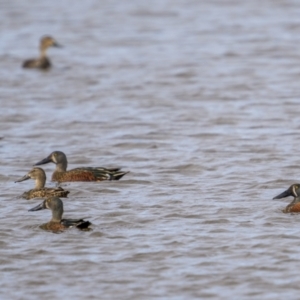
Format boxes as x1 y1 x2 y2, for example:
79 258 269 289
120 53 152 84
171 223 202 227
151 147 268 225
22 36 61 69
34 151 129 183
273 183 300 213
28 197 91 232
15 167 69 199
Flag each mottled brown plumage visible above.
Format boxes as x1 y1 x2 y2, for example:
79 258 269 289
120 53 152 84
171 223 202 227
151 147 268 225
273 183 300 213
35 151 129 183
39 221 69 232
29 197 91 233
15 167 69 199
21 187 69 200
22 36 61 69
283 201 300 213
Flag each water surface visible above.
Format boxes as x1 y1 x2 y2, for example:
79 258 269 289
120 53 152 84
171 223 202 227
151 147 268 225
1 1 300 299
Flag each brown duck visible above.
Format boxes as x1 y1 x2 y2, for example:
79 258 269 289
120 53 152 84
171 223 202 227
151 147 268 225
28 197 91 232
273 183 300 213
22 36 61 69
15 167 69 199
34 151 129 183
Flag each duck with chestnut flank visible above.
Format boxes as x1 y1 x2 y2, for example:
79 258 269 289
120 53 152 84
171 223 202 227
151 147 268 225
28 197 91 232
273 183 300 213
15 167 69 199
34 151 128 183
23 36 61 69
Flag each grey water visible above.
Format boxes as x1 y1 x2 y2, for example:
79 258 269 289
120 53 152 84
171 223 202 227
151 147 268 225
1 0 300 299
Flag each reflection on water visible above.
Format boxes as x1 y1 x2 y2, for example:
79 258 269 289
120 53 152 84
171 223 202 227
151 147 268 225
1 0 300 299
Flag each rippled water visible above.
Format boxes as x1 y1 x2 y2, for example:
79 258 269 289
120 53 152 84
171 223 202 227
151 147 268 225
2 0 300 299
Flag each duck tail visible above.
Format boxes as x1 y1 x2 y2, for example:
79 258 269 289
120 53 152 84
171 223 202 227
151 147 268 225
110 171 129 181
106 167 121 172
76 220 92 230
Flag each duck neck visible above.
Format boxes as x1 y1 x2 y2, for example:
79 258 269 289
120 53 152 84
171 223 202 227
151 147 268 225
51 209 63 222
39 46 48 58
291 197 300 204
35 175 46 189
55 160 67 172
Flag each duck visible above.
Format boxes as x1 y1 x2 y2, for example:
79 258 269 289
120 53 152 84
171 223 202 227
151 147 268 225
15 167 69 199
28 197 91 232
22 36 61 69
273 183 300 213
34 151 129 183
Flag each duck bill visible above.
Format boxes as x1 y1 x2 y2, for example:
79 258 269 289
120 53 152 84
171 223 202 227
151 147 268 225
35 156 52 166
28 202 45 212
273 189 291 200
15 174 30 183
53 42 62 48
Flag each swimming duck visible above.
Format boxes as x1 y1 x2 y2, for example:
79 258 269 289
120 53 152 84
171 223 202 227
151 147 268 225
28 197 91 232
22 36 61 69
273 183 300 213
15 167 69 199
34 151 129 183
